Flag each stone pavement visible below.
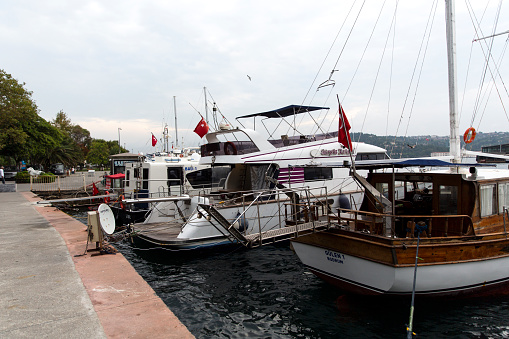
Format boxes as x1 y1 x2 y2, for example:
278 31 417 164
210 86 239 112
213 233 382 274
0 189 194 338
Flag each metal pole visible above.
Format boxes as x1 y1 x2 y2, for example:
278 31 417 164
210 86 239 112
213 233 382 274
445 0 461 163
407 233 421 338
118 128 122 154
174 96 178 148
204 87 208 124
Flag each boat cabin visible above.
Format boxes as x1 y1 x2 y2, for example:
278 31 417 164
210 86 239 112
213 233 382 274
344 161 509 239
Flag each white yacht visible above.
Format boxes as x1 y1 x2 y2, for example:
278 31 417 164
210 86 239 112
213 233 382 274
131 105 388 250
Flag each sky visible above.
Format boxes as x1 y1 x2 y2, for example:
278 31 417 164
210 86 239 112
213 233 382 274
1 1 508 154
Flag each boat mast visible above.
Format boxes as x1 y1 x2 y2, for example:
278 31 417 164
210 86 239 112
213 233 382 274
445 0 461 163
174 96 178 148
204 87 208 124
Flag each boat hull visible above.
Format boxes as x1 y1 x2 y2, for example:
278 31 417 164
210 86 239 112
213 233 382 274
292 230 509 297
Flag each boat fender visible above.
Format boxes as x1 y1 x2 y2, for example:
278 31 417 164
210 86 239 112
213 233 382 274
338 194 351 210
104 191 110 204
224 141 237 155
119 195 125 209
235 212 248 232
463 127 476 144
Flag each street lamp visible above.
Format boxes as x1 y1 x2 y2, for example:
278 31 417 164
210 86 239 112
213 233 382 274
118 127 122 154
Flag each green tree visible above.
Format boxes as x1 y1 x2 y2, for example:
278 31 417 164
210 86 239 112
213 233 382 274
87 139 110 166
0 69 40 162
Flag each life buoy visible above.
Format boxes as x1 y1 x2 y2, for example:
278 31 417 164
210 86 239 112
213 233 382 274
463 127 476 144
104 191 111 204
119 195 125 209
180 154 184 158
224 141 237 155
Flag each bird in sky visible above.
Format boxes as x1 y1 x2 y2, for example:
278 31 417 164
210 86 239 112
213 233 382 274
247 75 251 81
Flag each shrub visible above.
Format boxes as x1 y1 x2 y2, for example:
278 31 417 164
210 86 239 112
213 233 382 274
15 171 56 183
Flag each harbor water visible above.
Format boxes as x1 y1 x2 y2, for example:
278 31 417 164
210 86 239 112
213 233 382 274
70 211 509 338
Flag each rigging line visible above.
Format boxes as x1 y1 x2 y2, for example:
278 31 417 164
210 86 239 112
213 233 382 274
342 1 379 101
476 39 509 128
389 1 437 158
468 3 509 121
467 0 501 126
300 1 358 107
399 0 438 159
385 1 399 144
329 0 366 91
358 0 393 141
458 42 475 125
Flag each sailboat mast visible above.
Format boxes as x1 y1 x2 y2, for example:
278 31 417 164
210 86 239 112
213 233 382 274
445 0 461 163
204 87 208 124
174 96 178 148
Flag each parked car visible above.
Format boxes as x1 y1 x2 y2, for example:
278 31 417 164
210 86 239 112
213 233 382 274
4 166 18 180
49 163 65 175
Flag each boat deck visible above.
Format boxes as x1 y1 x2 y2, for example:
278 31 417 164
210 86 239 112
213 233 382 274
132 222 183 242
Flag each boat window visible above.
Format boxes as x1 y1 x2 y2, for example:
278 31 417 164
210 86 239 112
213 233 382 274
303 167 333 181
186 166 231 189
125 170 130 187
142 168 149 190
480 184 497 217
355 153 389 161
498 183 509 213
439 185 458 215
167 168 183 187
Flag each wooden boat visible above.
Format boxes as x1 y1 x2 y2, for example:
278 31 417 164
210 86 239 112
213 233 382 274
292 160 509 296
292 0 509 298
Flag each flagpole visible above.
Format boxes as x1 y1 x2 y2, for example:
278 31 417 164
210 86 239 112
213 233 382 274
337 95 356 171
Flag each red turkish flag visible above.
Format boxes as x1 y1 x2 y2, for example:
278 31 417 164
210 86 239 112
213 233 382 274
193 118 209 138
151 133 157 147
338 103 352 151
92 182 99 196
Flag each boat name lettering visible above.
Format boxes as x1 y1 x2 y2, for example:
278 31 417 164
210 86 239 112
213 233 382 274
320 149 350 156
325 250 345 264
185 166 197 171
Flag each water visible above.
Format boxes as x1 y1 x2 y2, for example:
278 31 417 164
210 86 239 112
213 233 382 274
70 210 509 338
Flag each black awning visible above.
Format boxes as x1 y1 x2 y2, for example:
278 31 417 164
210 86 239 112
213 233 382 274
237 105 329 119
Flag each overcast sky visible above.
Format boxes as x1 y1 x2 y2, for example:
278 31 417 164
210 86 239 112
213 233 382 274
1 1 508 154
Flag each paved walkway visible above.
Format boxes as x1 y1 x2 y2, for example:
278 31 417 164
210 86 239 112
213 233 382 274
0 189 194 338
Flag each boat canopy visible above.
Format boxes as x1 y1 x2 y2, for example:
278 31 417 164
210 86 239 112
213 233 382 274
353 158 493 170
105 173 125 179
236 105 329 120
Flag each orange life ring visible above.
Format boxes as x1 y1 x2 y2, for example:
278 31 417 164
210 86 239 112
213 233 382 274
463 127 476 144
224 141 237 155
104 191 111 204
180 154 184 158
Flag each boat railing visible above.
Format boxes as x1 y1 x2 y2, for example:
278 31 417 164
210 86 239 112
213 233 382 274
334 207 474 238
196 185 334 247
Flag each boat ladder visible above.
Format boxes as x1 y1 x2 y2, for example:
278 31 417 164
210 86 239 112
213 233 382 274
197 204 250 247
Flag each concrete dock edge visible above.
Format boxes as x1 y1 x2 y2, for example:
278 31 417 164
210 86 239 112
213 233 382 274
2 190 194 338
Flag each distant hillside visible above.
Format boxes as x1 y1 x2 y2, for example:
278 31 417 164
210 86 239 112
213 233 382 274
352 131 509 158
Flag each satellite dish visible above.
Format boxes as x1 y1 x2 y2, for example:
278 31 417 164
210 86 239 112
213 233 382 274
97 203 115 235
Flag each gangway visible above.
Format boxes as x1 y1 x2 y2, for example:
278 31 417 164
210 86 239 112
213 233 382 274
197 203 331 249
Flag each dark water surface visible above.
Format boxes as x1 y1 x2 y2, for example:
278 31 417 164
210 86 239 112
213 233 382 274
70 211 509 338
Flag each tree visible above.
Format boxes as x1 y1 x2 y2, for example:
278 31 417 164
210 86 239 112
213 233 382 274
51 110 92 162
0 69 40 162
87 139 110 166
